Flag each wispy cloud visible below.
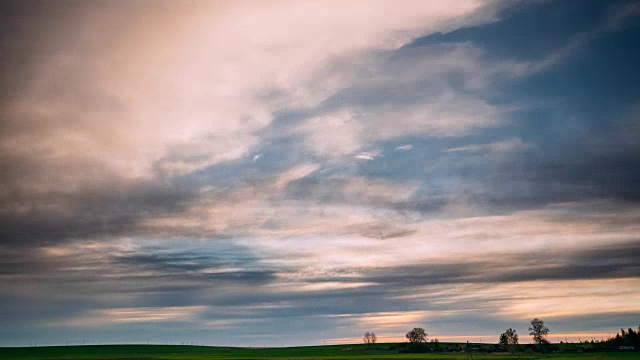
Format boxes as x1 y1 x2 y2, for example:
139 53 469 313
395 144 413 151
58 306 208 327
354 152 378 161
443 138 528 153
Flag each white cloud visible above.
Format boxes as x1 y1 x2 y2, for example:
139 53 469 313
231 201 640 274
139 174 420 242
354 152 377 161
295 91 505 157
443 137 529 153
275 164 320 188
370 94 504 137
290 42 513 158
395 144 413 151
3 0 494 200
294 110 363 158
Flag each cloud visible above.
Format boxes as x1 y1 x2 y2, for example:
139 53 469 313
354 152 377 161
1 0 492 178
484 131 640 207
0 0 502 258
2 0 640 347
292 110 363 158
137 173 420 242
0 0 512 253
353 241 639 293
335 310 432 332
0 179 195 247
2 221 639 343
57 306 208 327
289 42 513 160
274 164 320 188
443 137 528 153
395 144 413 151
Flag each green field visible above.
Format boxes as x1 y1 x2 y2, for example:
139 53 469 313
0 344 636 360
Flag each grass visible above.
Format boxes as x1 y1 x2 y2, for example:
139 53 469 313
0 343 636 360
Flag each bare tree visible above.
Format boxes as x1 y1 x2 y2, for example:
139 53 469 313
364 331 378 349
364 332 372 349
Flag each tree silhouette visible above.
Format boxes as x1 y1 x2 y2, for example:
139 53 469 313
499 328 519 354
604 325 640 348
363 332 377 349
363 332 372 349
406 328 427 343
529 318 549 346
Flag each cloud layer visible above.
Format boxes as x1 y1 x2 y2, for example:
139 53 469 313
1 0 639 346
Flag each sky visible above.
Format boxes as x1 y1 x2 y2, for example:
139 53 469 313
1 0 639 347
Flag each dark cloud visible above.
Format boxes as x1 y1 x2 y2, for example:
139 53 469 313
479 127 640 210
0 239 276 287
112 248 277 285
0 2 199 250
140 240 640 319
361 240 640 289
0 239 277 333
0 180 195 248
548 312 640 334
0 1 71 105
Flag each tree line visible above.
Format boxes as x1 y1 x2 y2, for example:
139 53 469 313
363 319 639 353
602 326 640 349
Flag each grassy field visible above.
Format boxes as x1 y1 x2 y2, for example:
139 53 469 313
0 344 636 360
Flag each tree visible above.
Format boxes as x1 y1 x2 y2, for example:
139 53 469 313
363 332 377 349
529 318 549 346
499 328 519 353
406 328 428 343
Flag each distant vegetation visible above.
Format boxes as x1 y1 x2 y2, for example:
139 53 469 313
391 319 638 355
499 327 518 354
362 331 377 349
596 326 640 349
